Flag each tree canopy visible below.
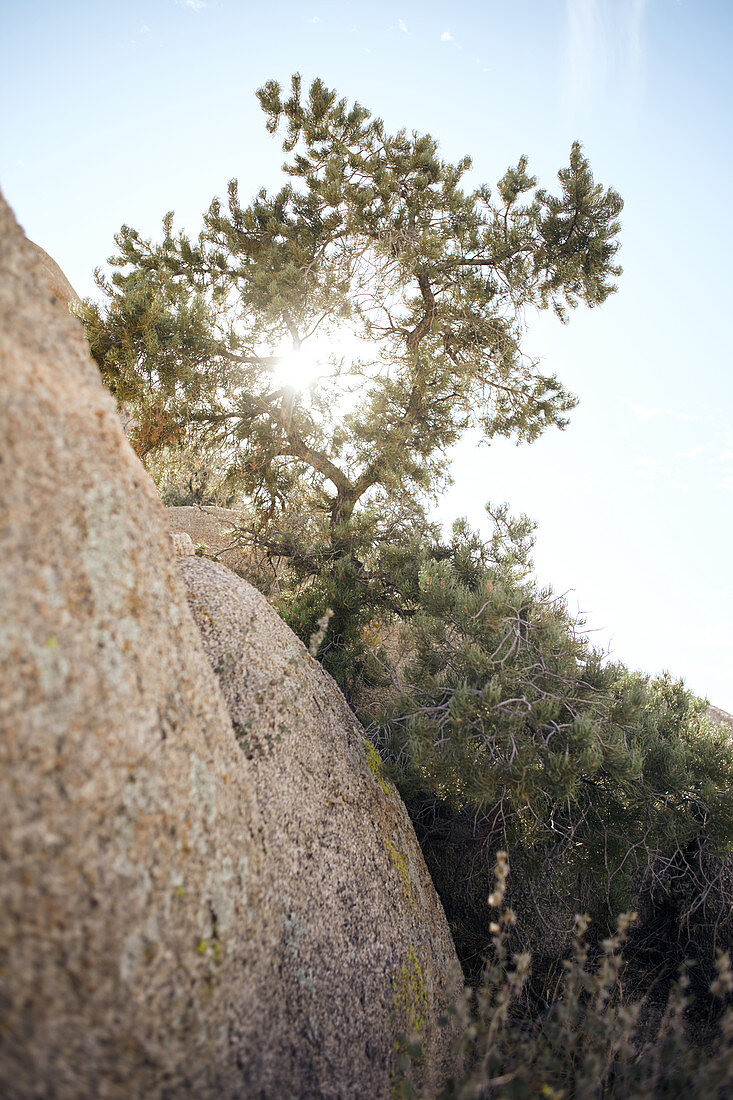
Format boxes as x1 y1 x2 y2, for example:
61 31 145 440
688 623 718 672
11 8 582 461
84 73 622 520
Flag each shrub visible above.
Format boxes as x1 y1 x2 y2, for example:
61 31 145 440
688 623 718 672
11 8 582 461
360 515 733 1000
395 853 733 1099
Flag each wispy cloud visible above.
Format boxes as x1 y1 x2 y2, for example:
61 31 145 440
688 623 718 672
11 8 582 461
625 401 733 496
635 456 661 468
630 453 680 492
676 446 704 459
628 402 701 424
176 0 212 9
305 14 320 23
563 0 649 112
398 18 409 34
629 402 663 421
627 0 647 68
441 30 453 41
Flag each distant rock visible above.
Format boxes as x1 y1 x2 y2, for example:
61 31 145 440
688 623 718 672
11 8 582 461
166 505 251 573
25 239 81 307
708 705 733 732
170 530 195 557
178 556 464 1097
166 504 293 597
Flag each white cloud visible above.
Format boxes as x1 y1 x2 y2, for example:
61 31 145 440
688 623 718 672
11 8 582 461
632 454 672 489
676 446 704 459
565 0 606 99
441 30 453 41
635 456 662 469
627 0 647 79
306 15 320 23
398 18 409 34
629 402 663 421
563 0 649 111
176 0 211 10
627 401 702 424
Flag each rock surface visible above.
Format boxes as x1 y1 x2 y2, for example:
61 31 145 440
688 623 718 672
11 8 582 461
178 556 464 1097
166 505 252 573
0 191 462 1097
24 237 139 439
25 239 81 307
0 191 278 1098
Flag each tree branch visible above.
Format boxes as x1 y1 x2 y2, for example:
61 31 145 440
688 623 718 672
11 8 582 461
406 272 436 350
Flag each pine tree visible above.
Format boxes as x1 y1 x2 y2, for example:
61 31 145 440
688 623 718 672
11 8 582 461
82 74 623 679
82 78 733 1011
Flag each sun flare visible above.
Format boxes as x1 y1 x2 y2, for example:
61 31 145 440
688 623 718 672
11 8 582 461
272 347 323 392
268 329 378 416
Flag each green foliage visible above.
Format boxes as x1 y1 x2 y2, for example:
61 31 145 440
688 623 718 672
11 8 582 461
158 458 239 507
360 513 733 989
269 500 447 693
83 250 224 458
398 854 733 1099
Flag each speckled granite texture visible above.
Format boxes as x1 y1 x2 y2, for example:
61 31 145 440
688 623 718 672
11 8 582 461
0 190 278 1098
178 556 464 1097
0 191 462 1098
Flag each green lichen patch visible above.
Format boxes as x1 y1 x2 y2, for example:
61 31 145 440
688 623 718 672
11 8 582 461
390 946 429 1097
392 946 428 1036
364 739 392 797
385 838 412 900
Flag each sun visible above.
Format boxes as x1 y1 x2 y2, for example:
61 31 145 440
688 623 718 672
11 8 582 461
272 346 324 392
268 329 379 414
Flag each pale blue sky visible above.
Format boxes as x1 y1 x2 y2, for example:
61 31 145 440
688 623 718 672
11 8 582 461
2 0 732 708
